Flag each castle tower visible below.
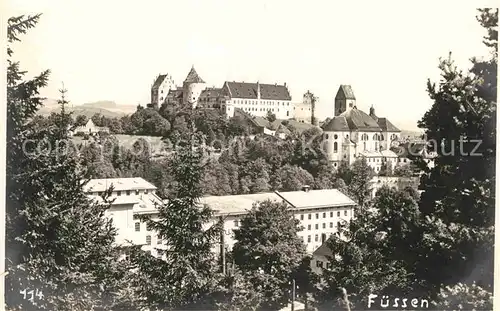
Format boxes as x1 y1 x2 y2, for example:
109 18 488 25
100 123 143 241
334 85 356 116
182 65 206 108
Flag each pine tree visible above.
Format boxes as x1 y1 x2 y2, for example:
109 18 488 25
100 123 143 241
232 200 308 310
130 109 223 310
6 16 132 310
415 8 497 296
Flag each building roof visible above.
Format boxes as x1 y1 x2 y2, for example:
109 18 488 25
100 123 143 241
313 238 334 257
335 85 356 100
322 116 350 132
200 87 222 98
275 189 356 209
380 149 399 158
167 88 183 99
91 195 140 205
339 108 382 132
377 118 401 132
224 81 292 101
199 193 283 215
84 177 157 193
152 74 168 89
183 66 205 84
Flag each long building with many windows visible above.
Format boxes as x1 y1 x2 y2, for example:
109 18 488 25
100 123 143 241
84 178 357 257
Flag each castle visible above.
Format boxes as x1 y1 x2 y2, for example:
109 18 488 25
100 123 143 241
150 66 315 122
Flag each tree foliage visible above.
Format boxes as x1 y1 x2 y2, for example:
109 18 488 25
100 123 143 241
6 15 131 310
233 200 308 310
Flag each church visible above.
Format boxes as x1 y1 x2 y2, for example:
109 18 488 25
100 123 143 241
322 85 403 173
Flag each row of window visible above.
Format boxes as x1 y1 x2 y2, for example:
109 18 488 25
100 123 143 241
233 99 290 106
91 189 150 197
299 210 348 220
304 222 340 231
304 232 329 243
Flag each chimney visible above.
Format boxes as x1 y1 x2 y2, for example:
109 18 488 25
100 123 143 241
302 185 310 192
284 82 287 87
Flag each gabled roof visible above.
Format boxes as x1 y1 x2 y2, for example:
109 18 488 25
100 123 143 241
224 82 291 101
323 116 350 132
313 238 334 257
200 88 222 98
152 74 168 89
340 108 381 132
335 85 356 100
184 66 205 84
377 118 401 132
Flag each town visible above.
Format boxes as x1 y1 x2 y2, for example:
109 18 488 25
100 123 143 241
2 4 497 311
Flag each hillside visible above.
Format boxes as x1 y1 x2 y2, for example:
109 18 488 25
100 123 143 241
37 99 137 118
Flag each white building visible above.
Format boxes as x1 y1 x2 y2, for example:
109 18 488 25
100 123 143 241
221 81 293 119
73 119 109 135
150 73 175 109
84 178 356 256
83 178 163 250
293 90 317 124
322 85 402 172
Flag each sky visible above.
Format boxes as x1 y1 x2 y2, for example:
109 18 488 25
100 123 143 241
7 0 497 130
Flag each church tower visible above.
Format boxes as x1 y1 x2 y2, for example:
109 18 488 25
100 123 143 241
334 85 356 116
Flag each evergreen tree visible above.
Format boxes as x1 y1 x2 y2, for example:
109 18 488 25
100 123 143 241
6 16 131 310
232 200 308 310
130 112 223 310
415 8 497 296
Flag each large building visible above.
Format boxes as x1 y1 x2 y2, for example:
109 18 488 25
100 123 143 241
322 85 402 172
84 178 356 256
157 67 294 120
150 74 175 109
220 81 293 119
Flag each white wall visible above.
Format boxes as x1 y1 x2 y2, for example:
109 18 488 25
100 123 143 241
230 98 292 119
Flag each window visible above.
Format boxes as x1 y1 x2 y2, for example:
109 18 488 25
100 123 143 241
323 212 326 218
334 142 338 153
146 235 151 245
315 234 319 242
308 214 311 220
157 237 162 244
330 211 333 217
117 191 122 196
344 210 348 216
135 222 140 232
135 189 140 195
337 222 341 229
316 213 319 219
300 214 304 220
321 233 326 242
307 224 311 230
334 134 338 139
144 189 149 194
316 260 323 268
330 222 333 228
325 134 329 139
322 223 326 229
315 224 319 230
234 220 239 227
307 235 311 243
126 190 131 196
337 211 341 217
